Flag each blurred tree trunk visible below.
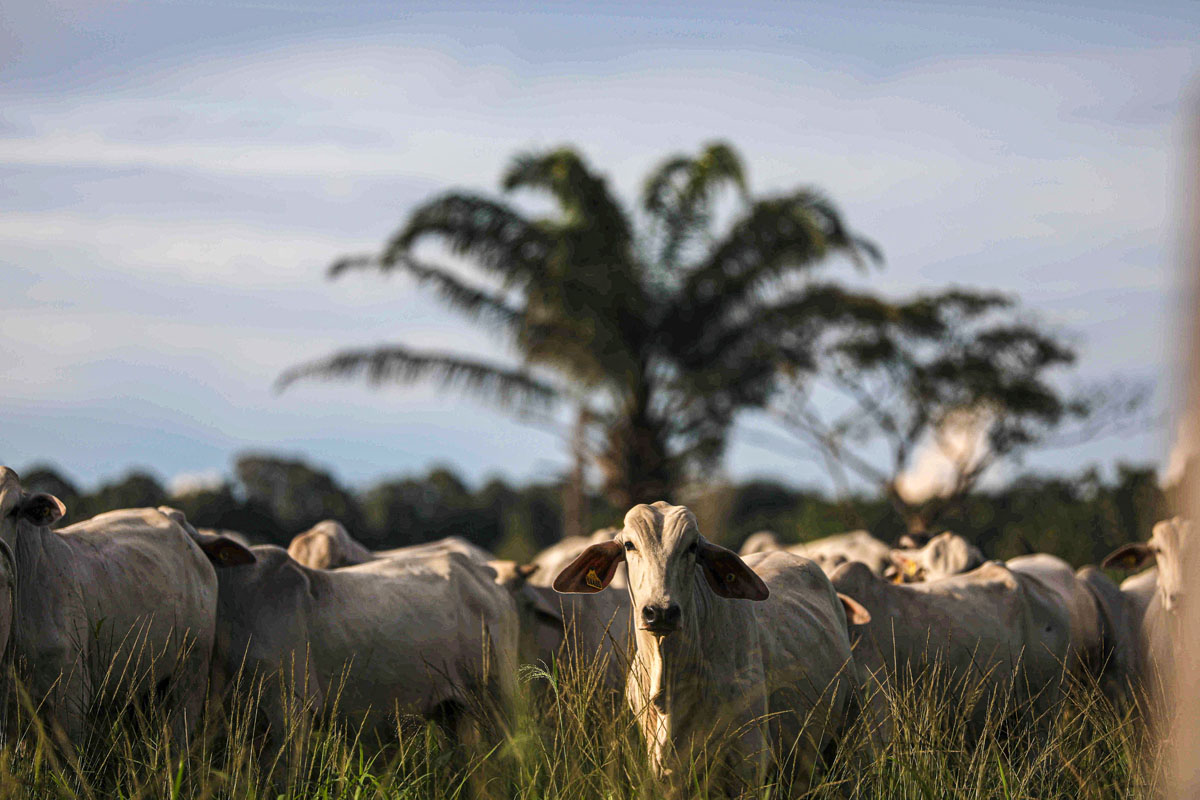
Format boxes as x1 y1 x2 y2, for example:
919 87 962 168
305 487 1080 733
562 404 589 539
598 385 674 508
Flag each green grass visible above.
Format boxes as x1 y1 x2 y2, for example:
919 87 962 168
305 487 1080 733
0 654 1161 800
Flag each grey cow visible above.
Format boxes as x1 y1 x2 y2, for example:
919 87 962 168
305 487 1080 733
210 545 518 747
831 559 1073 730
287 520 492 570
739 529 894 577
0 467 250 748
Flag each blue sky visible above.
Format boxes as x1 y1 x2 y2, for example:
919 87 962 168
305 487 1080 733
2 1 1197 492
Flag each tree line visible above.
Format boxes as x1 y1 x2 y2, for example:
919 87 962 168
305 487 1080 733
17 453 1168 568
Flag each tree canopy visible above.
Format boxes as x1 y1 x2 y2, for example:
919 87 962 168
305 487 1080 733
281 142 878 507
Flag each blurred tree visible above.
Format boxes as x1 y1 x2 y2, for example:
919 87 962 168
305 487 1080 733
234 453 360 535
279 142 877 509
359 467 499 549
76 471 168 520
766 288 1116 535
168 481 287 544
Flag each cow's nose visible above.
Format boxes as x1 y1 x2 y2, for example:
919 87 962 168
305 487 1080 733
641 603 681 633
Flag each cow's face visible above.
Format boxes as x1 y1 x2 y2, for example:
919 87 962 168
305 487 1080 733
0 467 65 548
553 502 768 638
1150 518 1190 613
1104 517 1192 614
288 521 354 569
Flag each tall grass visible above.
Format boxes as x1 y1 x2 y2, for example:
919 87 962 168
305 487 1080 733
0 650 1161 799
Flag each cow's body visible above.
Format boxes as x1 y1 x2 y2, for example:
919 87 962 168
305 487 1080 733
212 545 518 741
0 470 222 748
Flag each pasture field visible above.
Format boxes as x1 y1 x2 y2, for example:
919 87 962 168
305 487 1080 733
0 649 1157 800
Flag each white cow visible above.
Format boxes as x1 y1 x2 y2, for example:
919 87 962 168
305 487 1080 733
888 531 985 583
1103 518 1192 708
738 529 893 577
887 532 1135 698
554 502 867 791
0 467 252 748
737 530 783 556
287 520 492 569
831 559 1072 728
211 545 518 746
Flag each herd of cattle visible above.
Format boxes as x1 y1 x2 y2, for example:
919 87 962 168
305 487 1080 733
0 465 1187 788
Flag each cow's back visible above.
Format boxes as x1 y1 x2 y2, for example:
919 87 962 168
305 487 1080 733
376 536 494 566
55 508 216 650
1121 567 1158 623
792 530 891 576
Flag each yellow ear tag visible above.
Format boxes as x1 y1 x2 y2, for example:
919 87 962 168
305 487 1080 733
586 569 602 590
904 560 918 576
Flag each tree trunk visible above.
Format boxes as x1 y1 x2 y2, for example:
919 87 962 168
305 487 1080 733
598 391 675 508
562 405 589 539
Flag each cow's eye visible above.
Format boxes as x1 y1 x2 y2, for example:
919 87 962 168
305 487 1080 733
623 541 636 552
686 541 698 555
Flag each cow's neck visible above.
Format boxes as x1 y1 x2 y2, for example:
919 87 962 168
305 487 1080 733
7 523 70 650
629 574 753 730
7 522 60 585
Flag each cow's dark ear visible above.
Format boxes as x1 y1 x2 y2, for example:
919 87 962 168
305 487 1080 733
194 533 256 567
17 493 65 527
697 539 769 601
1102 542 1154 571
553 541 624 594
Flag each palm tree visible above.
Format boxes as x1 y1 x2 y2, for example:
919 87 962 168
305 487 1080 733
280 142 879 507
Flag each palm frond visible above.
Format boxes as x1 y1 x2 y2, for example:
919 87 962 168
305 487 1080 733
276 345 560 411
501 148 633 252
398 256 525 330
682 191 881 321
387 192 552 284
328 252 524 330
642 141 749 268
641 156 694 217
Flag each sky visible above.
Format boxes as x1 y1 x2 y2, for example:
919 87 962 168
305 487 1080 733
1 0 1198 493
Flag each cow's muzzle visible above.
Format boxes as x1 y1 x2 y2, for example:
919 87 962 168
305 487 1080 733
640 602 681 635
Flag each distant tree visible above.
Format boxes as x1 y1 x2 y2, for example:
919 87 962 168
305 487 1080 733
234 453 360 535
766 288 1113 535
359 467 497 549
280 142 877 509
167 481 286 544
77 471 168 520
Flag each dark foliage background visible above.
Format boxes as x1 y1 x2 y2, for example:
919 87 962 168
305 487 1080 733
18 453 1168 568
